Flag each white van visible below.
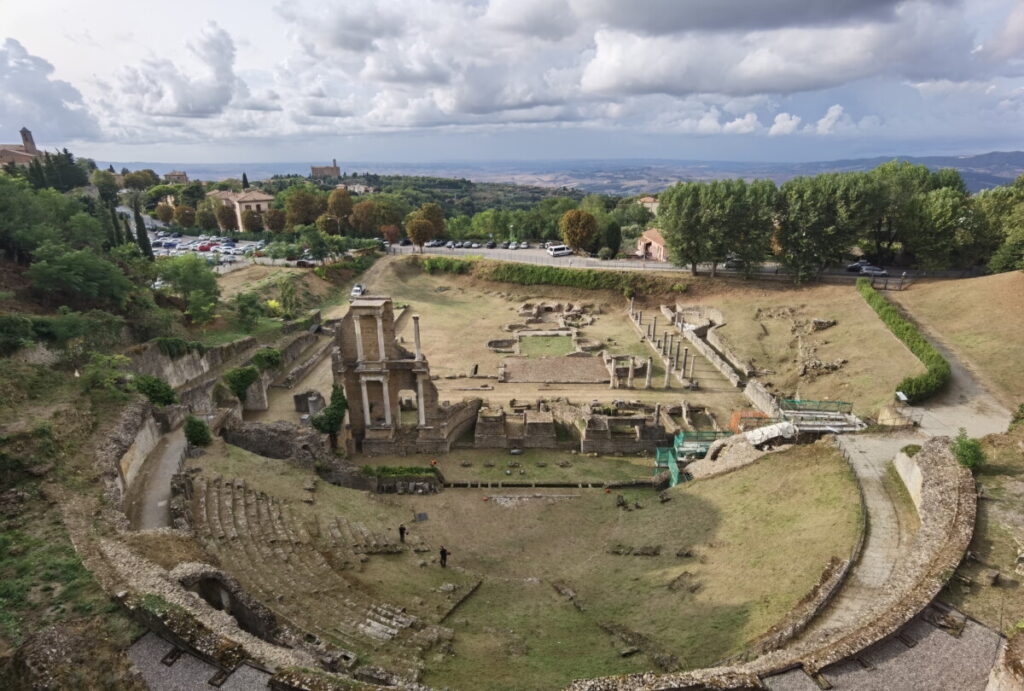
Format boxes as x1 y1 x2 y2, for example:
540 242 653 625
547 244 572 257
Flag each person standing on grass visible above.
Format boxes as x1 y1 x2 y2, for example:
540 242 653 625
398 524 406 543
439 545 450 567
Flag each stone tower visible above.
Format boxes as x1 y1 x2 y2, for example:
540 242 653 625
20 127 37 154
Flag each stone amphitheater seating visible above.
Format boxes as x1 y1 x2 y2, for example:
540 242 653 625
190 476 433 679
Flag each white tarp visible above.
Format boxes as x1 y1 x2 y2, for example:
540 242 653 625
743 421 798 446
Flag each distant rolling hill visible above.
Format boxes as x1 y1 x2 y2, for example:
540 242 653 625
103 151 1024 196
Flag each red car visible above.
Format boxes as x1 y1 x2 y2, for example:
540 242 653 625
197 243 213 251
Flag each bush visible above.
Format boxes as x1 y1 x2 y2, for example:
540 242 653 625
1011 403 1024 430
901 444 922 457
184 416 212 447
951 428 985 471
81 353 132 395
420 256 474 274
597 247 614 260
361 465 439 478
154 337 205 359
251 347 282 371
223 366 260 401
135 374 177 406
856 278 951 404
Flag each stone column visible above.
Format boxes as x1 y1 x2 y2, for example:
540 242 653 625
629 297 635 316
382 377 392 426
360 379 371 426
688 357 696 380
645 358 652 389
682 347 689 375
652 316 658 338
375 314 386 361
353 315 365 361
412 314 423 360
666 333 673 357
416 375 426 426
674 342 681 370
627 358 635 388
663 363 671 388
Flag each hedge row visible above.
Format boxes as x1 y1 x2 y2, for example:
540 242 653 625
856 278 950 403
411 256 686 296
361 464 440 478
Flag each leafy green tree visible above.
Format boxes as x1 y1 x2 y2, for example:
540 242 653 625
327 188 353 223
81 352 132 395
122 189 153 258
28 243 134 309
186 290 218 326
559 209 597 251
196 207 218 232
180 182 206 208
157 254 220 304
315 213 341 236
417 202 446 237
659 183 706 273
215 203 238 231
776 175 855 283
155 203 174 223
311 384 348 449
278 275 299 318
241 209 263 232
603 221 622 256
301 226 331 262
91 169 120 206
224 366 260 401
173 205 196 228
232 291 264 332
135 375 178 406
406 217 436 251
264 207 286 232
123 169 159 190
284 188 326 228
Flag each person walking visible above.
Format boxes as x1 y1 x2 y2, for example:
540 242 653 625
398 524 406 543
439 545 449 568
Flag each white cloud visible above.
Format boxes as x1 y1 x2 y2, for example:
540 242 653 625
722 112 761 134
815 104 846 134
485 0 576 41
769 112 802 135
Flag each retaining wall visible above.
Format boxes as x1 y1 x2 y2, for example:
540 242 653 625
893 450 925 509
744 380 783 418
128 338 257 390
680 328 743 387
706 327 755 378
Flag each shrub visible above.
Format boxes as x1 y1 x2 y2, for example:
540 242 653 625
135 374 177 406
856 278 950 404
251 348 283 371
361 465 439 478
81 353 132 395
223 366 260 401
154 337 205 359
597 247 614 260
951 428 985 471
421 256 474 274
184 416 212 447
671 282 688 293
1011 403 1024 430
901 444 922 457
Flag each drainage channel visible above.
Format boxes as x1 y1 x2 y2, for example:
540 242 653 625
444 481 606 489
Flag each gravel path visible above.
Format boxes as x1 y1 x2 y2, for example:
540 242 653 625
125 426 186 530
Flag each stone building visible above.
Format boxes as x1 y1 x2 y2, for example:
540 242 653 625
333 297 480 455
311 158 341 178
0 127 42 167
206 189 276 231
638 195 660 215
336 182 377 195
164 170 189 184
636 228 668 262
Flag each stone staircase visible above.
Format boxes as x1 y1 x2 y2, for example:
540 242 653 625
190 476 438 681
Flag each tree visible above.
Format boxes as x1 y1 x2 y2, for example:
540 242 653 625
215 203 238 231
301 227 331 263
406 217 436 251
241 209 263 232
417 202 446 237
123 170 159 190
311 384 348 449
264 207 286 232
315 213 341 236
155 203 174 223
327 188 353 222
28 244 134 310
776 175 856 283
241 172 250 189
91 169 119 206
184 416 212 446
232 291 264 332
380 225 401 244
179 181 206 208
559 210 598 251
285 189 326 228
196 207 219 232
351 200 378 236
122 189 153 259
134 374 177 406
157 254 220 305
603 221 622 256
173 205 196 228
952 428 985 472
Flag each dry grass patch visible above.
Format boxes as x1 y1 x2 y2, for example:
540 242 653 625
891 272 1024 407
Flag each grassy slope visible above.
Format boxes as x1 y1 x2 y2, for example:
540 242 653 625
891 272 1024 407
190 439 860 689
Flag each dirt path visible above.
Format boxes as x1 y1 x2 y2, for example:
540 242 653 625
124 427 186 530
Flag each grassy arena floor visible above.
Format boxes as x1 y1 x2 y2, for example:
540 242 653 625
188 440 861 689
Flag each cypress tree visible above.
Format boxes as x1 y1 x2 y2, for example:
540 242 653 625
241 172 249 189
110 206 123 245
134 207 153 259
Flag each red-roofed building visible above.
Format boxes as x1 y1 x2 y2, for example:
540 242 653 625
637 228 668 262
638 195 659 215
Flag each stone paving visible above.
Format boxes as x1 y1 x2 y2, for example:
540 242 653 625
128 631 272 690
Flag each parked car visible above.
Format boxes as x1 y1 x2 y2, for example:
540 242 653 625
446 241 456 249
500 241 510 249
519 242 530 249
400 239 412 246
485 241 497 249
470 242 481 249
724 255 745 269
859 265 888 277
350 283 366 298
846 259 871 272
547 244 572 257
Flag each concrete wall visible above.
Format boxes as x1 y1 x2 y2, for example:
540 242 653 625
744 380 782 417
118 414 162 494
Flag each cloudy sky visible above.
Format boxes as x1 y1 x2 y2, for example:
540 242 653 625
3 0 1023 163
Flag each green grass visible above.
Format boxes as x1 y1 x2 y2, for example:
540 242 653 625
194 316 284 346
519 335 574 357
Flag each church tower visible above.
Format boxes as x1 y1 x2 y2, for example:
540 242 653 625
20 128 37 154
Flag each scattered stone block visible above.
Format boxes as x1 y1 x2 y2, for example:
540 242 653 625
619 647 640 657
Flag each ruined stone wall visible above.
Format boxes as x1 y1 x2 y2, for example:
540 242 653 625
680 328 743 387
128 338 257 389
220 419 328 470
524 411 557 448
893 450 926 509
744 380 782 417
474 410 508 448
706 327 754 377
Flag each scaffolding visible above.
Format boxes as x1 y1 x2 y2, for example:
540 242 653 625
654 430 731 486
780 399 853 414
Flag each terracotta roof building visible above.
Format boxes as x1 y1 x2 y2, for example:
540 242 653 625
164 170 189 184
206 189 276 231
638 195 660 215
636 228 668 262
0 127 42 167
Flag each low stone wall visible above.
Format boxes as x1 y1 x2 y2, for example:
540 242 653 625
220 419 328 470
893 450 925 509
93 399 159 506
743 380 782 418
707 327 754 378
679 327 742 388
